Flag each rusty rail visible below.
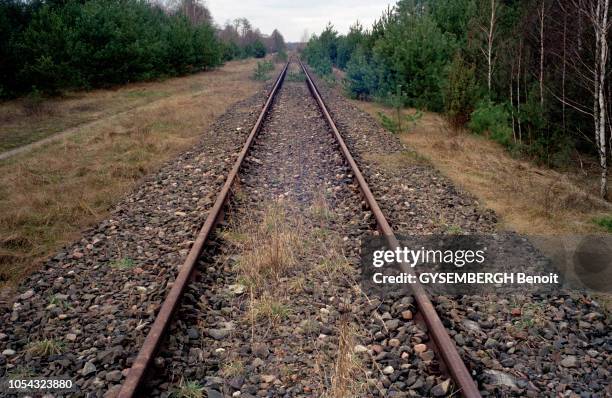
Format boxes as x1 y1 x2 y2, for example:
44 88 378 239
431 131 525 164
117 61 289 398
298 58 481 398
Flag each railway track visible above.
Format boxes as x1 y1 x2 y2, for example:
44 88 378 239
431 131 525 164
116 59 480 397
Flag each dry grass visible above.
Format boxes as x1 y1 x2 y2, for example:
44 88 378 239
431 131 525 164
232 202 302 288
223 201 302 333
223 195 369 393
220 359 245 378
250 293 292 324
0 59 269 152
351 100 612 235
327 318 365 398
315 254 353 280
0 58 276 290
26 339 65 357
310 191 334 223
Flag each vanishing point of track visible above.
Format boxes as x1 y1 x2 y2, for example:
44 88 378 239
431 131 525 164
117 59 481 398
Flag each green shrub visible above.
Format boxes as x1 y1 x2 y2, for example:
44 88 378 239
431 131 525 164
549 133 574 168
275 49 288 63
222 41 241 61
593 216 612 232
469 100 514 147
443 53 478 127
371 8 454 112
314 57 332 76
22 88 46 115
252 60 274 81
252 40 266 58
303 36 333 77
344 47 377 99
378 109 422 134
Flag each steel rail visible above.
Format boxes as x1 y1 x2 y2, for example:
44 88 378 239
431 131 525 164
117 61 289 398
298 58 481 398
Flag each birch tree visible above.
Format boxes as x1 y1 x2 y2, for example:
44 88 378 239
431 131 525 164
552 0 611 198
539 0 547 107
575 0 611 198
593 0 610 198
478 0 499 94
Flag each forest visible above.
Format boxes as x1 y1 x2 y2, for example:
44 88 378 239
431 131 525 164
0 0 285 97
303 0 612 199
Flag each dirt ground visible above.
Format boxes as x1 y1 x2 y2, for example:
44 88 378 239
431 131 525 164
0 58 281 289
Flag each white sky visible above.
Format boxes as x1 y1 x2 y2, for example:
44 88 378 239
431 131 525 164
205 0 394 42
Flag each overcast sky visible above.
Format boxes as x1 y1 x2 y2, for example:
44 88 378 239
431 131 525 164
205 0 395 42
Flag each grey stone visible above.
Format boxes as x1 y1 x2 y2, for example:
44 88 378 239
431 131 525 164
229 376 245 389
251 342 269 358
461 319 481 333
420 350 435 361
205 389 224 398
187 328 199 340
385 319 400 331
431 379 451 397
484 370 517 389
82 361 97 376
561 356 578 368
208 328 229 340
453 334 465 345
105 370 122 382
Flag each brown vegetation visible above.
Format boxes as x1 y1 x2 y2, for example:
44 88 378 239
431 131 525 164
232 202 302 289
328 318 364 398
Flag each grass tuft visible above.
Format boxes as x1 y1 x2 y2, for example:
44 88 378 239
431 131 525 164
236 203 301 287
316 254 352 278
310 191 334 222
48 294 71 310
220 359 245 378
511 302 546 332
110 257 135 269
251 294 291 323
252 60 275 81
445 225 463 235
285 71 306 82
171 379 203 398
6 366 34 379
26 339 65 356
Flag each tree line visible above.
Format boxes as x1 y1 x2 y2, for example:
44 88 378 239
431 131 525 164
218 18 286 61
303 0 612 199
0 0 285 98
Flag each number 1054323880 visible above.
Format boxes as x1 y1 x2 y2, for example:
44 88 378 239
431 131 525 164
2 378 76 394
